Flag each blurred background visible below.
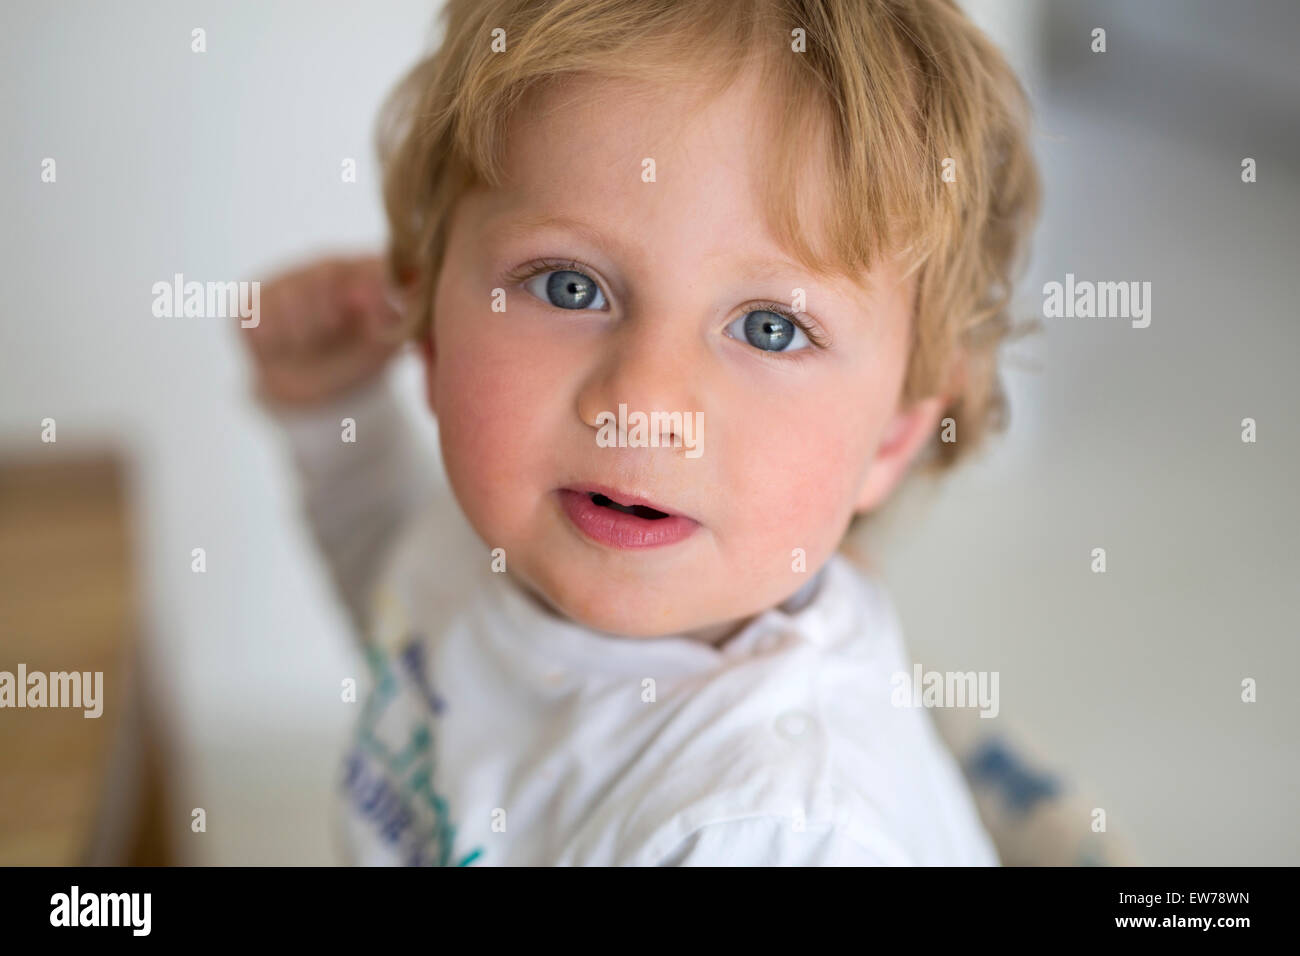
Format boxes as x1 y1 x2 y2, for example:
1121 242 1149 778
1 0 1296 865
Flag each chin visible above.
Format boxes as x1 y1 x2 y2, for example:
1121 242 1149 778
528 571 698 639
573 598 687 640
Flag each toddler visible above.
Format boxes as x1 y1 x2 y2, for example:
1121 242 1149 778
245 0 1040 865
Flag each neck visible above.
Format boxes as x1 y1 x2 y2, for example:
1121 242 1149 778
510 565 826 647
680 614 757 648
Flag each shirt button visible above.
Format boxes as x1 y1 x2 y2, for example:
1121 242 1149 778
774 710 817 740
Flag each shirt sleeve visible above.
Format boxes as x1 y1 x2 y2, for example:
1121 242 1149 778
657 817 902 867
267 372 438 637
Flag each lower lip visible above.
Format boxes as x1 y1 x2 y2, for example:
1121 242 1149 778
556 489 699 549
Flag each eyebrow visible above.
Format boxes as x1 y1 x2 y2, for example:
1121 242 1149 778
496 212 834 288
492 213 636 264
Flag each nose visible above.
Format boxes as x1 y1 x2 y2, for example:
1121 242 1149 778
575 311 703 449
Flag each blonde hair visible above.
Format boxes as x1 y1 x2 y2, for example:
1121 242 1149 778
378 0 1040 478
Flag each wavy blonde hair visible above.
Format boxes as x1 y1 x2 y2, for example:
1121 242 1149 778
378 0 1040 480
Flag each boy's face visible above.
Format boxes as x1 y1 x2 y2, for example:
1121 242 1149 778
425 66 944 641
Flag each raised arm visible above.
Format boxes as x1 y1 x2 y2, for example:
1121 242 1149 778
242 255 435 634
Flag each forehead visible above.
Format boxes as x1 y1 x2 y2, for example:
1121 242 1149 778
504 68 770 197
470 67 870 292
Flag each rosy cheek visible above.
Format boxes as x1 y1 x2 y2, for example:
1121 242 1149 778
431 329 510 478
752 390 872 526
436 311 574 512
723 408 823 527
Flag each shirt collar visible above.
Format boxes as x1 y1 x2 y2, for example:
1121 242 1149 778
480 555 852 681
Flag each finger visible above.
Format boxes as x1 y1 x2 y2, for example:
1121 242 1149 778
314 258 350 341
282 267 329 354
267 328 403 404
344 258 406 342
247 277 298 360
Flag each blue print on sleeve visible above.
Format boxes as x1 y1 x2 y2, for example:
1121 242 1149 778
343 640 485 866
964 737 1061 818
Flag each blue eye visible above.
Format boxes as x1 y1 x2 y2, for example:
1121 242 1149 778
523 268 607 311
725 309 811 352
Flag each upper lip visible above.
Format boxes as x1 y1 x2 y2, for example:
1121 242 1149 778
562 483 694 521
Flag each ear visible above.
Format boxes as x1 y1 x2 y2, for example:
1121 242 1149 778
417 322 437 415
852 392 949 514
397 268 437 415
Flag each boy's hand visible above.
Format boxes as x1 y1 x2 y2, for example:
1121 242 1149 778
244 255 408 407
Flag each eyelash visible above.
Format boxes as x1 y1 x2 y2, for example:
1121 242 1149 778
503 257 600 291
502 257 832 352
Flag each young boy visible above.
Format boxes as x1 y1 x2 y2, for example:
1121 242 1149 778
245 0 1039 865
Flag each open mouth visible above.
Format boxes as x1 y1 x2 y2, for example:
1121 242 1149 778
556 486 697 549
588 492 670 520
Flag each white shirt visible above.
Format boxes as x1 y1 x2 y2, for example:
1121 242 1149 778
277 375 1000 866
